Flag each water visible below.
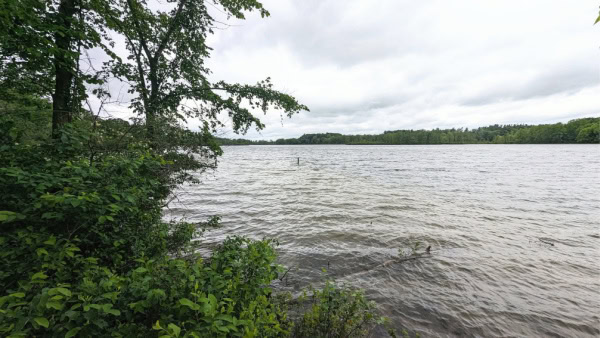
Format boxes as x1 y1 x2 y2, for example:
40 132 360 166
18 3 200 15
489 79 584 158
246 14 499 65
167 144 600 337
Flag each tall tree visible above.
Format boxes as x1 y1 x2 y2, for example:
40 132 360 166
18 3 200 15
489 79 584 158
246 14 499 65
105 0 308 144
0 0 113 136
52 0 78 132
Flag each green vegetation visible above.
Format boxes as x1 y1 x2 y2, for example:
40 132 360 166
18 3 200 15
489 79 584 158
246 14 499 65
292 282 390 338
0 0 394 337
217 118 599 145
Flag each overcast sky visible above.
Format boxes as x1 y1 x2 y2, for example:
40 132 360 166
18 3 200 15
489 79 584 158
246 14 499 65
199 0 599 140
97 0 599 140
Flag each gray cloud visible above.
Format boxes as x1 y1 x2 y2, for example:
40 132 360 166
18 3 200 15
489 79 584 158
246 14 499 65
210 1 437 68
463 60 599 106
95 0 599 139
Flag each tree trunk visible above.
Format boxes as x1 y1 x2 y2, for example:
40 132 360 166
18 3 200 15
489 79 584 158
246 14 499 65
146 69 160 147
52 0 77 137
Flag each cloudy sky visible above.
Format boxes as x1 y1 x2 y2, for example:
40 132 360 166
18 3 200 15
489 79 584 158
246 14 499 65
200 0 599 140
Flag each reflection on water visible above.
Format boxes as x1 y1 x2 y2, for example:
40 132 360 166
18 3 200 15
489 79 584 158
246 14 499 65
167 144 600 337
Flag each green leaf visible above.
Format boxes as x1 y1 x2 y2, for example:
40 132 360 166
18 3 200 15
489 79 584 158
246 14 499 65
179 298 196 309
134 267 147 273
58 288 72 296
106 308 120 316
152 320 162 330
9 292 25 298
65 327 81 338
46 301 63 310
43 236 56 246
216 314 234 322
168 323 181 337
34 317 49 328
101 303 114 312
32 272 48 280
0 211 18 222
49 287 71 297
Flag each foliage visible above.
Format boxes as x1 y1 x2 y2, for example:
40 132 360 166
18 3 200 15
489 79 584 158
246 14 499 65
0 120 391 337
1 0 308 167
0 228 291 337
497 118 599 144
0 96 52 144
218 117 600 145
0 0 118 131
103 0 307 138
291 281 388 338
97 0 308 183
0 123 200 267
575 122 600 143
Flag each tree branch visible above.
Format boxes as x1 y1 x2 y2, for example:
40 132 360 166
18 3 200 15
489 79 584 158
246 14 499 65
126 0 153 62
152 0 188 65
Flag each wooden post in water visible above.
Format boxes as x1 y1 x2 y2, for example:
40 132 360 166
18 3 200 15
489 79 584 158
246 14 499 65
297 157 300 165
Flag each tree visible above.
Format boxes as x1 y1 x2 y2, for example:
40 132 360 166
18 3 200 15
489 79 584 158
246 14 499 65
104 0 307 145
1 0 307 184
576 123 599 143
0 0 114 136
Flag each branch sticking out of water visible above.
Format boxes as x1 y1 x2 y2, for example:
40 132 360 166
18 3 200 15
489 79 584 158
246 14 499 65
279 266 293 281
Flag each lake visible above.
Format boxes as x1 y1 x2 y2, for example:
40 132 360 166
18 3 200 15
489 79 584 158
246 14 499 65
167 144 600 337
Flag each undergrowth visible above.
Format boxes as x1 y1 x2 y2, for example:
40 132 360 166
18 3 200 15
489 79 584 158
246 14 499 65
0 123 401 337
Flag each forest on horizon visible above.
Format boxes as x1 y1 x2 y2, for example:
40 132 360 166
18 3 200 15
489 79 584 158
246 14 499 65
218 117 600 145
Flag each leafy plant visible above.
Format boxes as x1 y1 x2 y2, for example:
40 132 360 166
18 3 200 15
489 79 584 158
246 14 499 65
291 281 387 338
0 124 199 268
0 228 292 337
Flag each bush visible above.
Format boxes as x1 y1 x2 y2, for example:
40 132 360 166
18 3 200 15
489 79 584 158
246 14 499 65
0 124 200 268
0 121 393 337
291 281 388 338
0 229 291 337
0 227 394 338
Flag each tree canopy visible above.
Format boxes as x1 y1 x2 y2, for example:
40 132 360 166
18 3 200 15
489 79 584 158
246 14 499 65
0 0 307 143
217 118 600 145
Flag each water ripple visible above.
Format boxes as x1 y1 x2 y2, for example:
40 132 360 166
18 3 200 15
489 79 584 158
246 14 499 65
167 144 600 337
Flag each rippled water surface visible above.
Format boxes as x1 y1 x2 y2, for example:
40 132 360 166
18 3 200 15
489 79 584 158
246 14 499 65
168 144 600 337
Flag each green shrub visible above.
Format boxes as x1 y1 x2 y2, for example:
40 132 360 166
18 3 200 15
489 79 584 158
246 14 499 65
291 281 387 338
0 228 290 337
0 227 394 337
0 124 200 269
0 122 394 337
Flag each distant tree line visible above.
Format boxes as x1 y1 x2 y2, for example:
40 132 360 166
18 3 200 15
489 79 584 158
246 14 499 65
217 117 599 145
